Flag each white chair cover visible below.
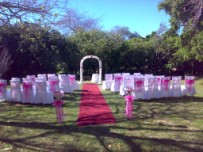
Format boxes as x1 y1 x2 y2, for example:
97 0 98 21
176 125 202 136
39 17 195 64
119 75 134 96
58 74 66 81
133 73 142 77
68 74 79 90
110 75 122 92
171 76 182 97
91 73 99 83
133 77 145 100
160 77 171 98
145 77 155 99
26 75 36 82
37 74 47 81
122 73 130 76
34 79 54 104
26 75 36 89
155 75 165 88
153 78 161 98
47 73 56 80
22 80 34 103
184 76 196 95
60 75 73 93
0 79 7 102
9 80 21 102
11 77 21 81
102 74 113 90
144 74 154 87
48 77 60 93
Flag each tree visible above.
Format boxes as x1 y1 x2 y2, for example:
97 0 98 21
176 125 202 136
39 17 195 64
111 26 140 40
0 46 13 78
158 0 203 34
158 0 203 75
0 0 98 32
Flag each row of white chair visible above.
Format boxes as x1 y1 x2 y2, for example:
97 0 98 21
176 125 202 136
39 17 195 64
102 73 196 100
0 74 79 104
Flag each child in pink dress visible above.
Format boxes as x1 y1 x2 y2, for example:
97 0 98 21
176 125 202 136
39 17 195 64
53 91 64 124
124 88 134 119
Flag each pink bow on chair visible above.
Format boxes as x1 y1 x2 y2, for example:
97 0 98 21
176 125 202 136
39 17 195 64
125 95 134 119
136 80 144 92
53 100 64 124
69 76 75 85
162 79 170 91
23 82 32 99
185 79 194 92
115 76 122 86
50 80 58 92
0 82 5 96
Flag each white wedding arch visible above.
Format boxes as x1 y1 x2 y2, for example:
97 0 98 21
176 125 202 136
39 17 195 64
80 55 102 84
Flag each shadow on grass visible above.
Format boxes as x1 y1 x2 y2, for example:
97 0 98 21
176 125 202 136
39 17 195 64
1 88 203 151
0 120 203 152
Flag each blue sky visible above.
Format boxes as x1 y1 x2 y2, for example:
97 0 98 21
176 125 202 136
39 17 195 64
70 0 170 37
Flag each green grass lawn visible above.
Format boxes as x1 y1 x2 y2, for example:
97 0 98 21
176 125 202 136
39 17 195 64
0 80 203 152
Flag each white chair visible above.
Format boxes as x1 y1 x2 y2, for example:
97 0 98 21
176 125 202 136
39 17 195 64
171 76 182 97
22 80 34 103
11 77 21 81
133 73 142 77
68 74 79 90
134 73 144 78
60 75 73 93
119 75 134 96
91 73 99 83
58 74 66 81
27 74 36 87
34 78 54 104
184 76 196 95
122 73 130 76
102 74 113 90
9 80 22 102
37 74 47 81
110 75 122 92
47 73 56 80
155 75 165 88
160 77 171 98
48 77 60 93
26 75 36 82
144 74 154 87
145 77 155 99
153 78 161 99
133 77 145 100
0 79 7 102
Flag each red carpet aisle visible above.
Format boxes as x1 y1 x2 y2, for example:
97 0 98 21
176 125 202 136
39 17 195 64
77 83 116 126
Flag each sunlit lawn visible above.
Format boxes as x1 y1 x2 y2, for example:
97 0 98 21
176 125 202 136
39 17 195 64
0 79 203 152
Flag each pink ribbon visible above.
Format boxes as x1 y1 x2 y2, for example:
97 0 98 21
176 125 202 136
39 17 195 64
185 79 194 92
135 80 144 92
53 100 64 124
125 95 134 119
0 83 6 96
23 82 32 99
115 76 122 86
50 80 58 92
162 79 170 91
69 76 75 85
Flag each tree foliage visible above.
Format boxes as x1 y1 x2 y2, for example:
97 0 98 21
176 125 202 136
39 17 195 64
0 0 98 32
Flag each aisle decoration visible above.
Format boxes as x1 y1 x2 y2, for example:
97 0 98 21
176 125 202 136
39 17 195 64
124 88 134 119
53 91 64 124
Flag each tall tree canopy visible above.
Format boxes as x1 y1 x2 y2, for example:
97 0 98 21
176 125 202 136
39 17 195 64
158 0 203 33
158 0 203 75
0 0 98 32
